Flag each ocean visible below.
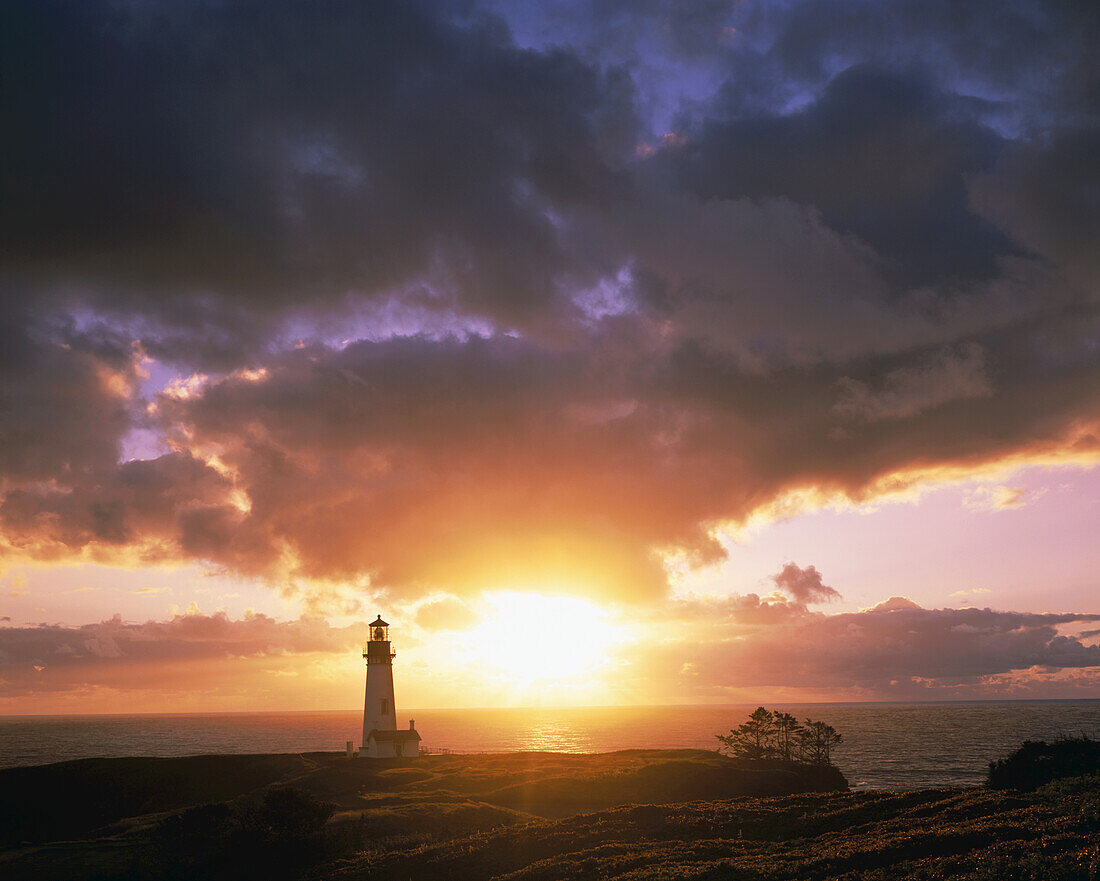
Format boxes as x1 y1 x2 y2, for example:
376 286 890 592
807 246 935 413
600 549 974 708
1 701 1097 789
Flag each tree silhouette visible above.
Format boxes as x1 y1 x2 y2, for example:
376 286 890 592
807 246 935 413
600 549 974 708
799 720 843 767
716 706 777 759
717 708 841 767
773 712 804 761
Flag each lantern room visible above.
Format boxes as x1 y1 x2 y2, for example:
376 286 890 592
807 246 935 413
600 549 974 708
364 615 396 666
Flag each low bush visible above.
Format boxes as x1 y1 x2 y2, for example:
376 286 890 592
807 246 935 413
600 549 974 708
153 786 335 881
987 738 1100 792
1035 773 1100 802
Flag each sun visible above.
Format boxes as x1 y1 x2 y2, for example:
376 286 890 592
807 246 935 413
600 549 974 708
469 591 625 685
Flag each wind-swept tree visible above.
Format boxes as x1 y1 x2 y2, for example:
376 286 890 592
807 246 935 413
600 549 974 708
718 708 842 767
799 720 843 767
773 712 804 761
716 706 776 759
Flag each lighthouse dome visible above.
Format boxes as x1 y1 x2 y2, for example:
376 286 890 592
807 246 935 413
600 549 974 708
369 616 390 643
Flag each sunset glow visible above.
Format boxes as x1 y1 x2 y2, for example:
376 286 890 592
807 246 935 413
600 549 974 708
1 0 1098 716
467 593 626 685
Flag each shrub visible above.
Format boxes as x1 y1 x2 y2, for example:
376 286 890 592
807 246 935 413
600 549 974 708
152 787 336 881
154 802 238 879
1035 773 1100 803
256 786 335 842
987 737 1100 792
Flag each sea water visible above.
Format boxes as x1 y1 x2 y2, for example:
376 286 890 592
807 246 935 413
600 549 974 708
1 701 1097 789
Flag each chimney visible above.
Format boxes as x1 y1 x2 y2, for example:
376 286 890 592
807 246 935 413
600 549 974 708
409 719 415 730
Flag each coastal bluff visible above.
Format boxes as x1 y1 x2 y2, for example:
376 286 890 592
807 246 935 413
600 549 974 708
2 749 1098 880
0 748 846 849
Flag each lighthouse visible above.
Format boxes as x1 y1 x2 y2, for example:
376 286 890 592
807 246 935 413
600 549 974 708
360 615 421 758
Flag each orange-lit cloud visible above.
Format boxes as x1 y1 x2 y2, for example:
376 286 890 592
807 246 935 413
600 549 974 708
1 0 1100 618
609 564 1100 703
3 329 1099 603
0 610 362 711
2 567 1097 711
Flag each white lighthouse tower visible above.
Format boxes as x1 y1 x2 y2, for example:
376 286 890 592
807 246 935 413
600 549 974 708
361 615 421 758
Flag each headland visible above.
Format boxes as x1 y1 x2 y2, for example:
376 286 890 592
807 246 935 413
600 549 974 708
0 748 1096 880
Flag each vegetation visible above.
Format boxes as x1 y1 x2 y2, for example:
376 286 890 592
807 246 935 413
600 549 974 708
716 706 843 766
2 742 1098 880
155 787 335 880
327 786 1100 881
0 749 842 880
987 736 1100 792
0 753 323 848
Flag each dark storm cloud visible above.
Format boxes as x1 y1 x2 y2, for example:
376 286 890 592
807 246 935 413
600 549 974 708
667 66 1018 288
761 0 1100 124
1 0 635 355
1 0 1100 599
4 0 1092 354
0 319 132 483
971 127 1100 290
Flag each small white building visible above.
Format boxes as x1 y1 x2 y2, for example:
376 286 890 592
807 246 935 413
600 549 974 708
361 615 421 758
365 720 422 758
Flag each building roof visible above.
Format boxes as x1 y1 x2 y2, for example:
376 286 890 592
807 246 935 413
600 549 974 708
367 728 421 742
370 615 389 627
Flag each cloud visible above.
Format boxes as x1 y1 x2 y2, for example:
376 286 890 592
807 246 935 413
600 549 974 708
771 563 841 605
0 572 1097 705
863 597 924 612
2 571 28 598
0 0 635 355
949 588 992 598
618 590 1100 699
0 611 362 697
3 318 1100 601
667 66 1017 291
834 344 992 423
963 485 1046 512
0 0 1098 603
415 597 479 632
971 127 1100 292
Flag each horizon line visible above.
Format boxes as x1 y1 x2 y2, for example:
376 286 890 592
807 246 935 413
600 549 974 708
3 697 1099 719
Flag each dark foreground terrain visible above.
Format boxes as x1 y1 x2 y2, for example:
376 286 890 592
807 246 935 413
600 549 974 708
1 749 1097 881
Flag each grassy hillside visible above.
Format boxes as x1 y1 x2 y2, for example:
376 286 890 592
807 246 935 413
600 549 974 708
0 748 844 847
328 786 1100 881
0 753 324 847
2 749 1096 881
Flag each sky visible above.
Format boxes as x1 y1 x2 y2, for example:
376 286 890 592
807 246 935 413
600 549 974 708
1 0 1099 714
